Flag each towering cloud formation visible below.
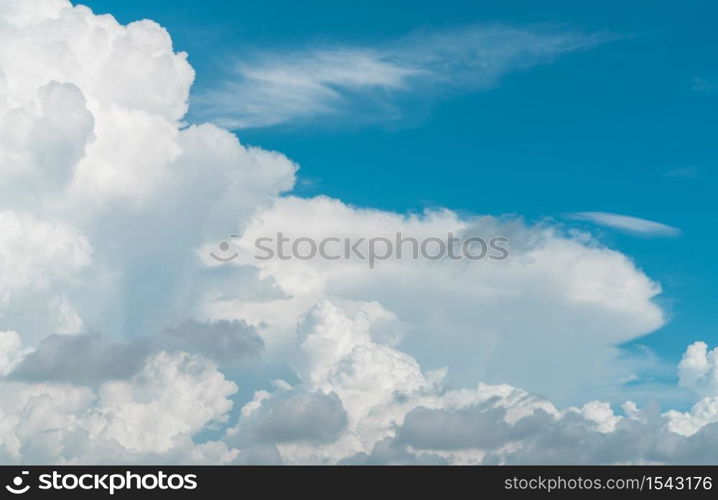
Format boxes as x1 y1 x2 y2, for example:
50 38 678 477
0 0 711 464
0 0 296 343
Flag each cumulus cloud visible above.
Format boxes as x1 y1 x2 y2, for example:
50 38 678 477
0 331 29 375
0 211 92 295
93 351 236 455
228 390 348 446
163 319 264 365
217 196 664 403
0 347 237 463
8 319 263 385
194 25 608 129
0 210 93 342
678 341 718 397
0 0 291 462
8 333 150 385
0 0 297 344
221 300 718 465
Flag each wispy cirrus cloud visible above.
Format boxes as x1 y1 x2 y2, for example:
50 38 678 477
570 211 681 238
664 166 701 178
192 25 610 129
691 77 718 94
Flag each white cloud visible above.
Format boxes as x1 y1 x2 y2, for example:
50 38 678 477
227 389 348 447
0 338 237 463
678 341 718 397
0 331 29 376
92 351 237 454
194 25 607 129
1 0 713 466
220 301 718 465
0 1 193 122
0 211 92 294
0 211 93 342
212 196 664 404
665 397 718 437
570 212 681 237
0 0 297 342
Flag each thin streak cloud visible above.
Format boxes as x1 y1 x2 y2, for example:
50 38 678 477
193 25 610 129
570 212 681 238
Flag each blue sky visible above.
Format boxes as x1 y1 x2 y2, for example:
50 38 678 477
75 0 717 396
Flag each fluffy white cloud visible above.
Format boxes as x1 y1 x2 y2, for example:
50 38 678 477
678 341 718 397
0 331 28 375
210 196 664 403
0 210 92 293
0 333 236 463
221 301 718 465
0 0 297 342
228 389 348 447
0 0 291 462
0 210 92 342
0 0 193 121
90 351 237 454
